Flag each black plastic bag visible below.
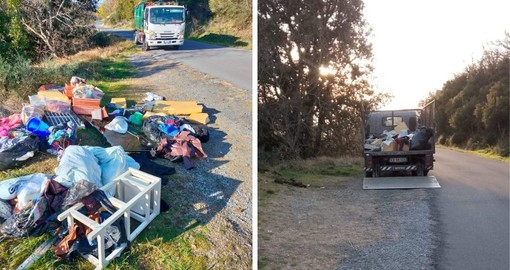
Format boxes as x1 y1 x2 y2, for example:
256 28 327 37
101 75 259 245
188 125 209 143
142 115 168 144
0 135 39 170
410 127 434 150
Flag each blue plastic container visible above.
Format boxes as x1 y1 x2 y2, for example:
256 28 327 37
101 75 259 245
26 117 51 136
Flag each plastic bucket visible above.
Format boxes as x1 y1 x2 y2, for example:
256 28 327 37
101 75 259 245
26 117 51 136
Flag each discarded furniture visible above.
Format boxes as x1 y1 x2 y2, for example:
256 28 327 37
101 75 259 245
57 168 161 269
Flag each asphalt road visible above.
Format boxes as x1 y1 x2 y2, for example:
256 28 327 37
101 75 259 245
431 148 509 270
95 23 252 91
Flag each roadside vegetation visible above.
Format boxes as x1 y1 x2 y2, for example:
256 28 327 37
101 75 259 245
421 33 509 158
97 0 252 48
437 145 510 163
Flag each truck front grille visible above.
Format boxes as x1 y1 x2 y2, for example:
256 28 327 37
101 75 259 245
158 32 177 39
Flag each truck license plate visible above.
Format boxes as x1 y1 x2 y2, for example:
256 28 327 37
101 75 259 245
164 40 171 44
389 157 407 163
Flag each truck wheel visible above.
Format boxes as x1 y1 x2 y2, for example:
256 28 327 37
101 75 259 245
365 171 373 177
142 41 151 51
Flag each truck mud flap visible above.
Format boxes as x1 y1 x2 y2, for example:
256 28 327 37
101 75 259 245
363 176 440 190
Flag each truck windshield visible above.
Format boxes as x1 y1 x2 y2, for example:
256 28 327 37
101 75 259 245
149 7 184 24
383 116 403 127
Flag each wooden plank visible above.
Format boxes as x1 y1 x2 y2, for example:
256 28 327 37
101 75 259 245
16 237 56 270
186 113 210 125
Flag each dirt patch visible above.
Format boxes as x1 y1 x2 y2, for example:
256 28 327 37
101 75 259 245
259 172 436 270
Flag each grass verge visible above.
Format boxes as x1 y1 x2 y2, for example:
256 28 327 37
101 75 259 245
188 17 252 49
259 156 363 195
438 144 510 162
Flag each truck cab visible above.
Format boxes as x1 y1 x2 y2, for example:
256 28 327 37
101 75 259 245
134 2 186 51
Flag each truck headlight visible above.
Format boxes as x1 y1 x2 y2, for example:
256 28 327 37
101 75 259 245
179 30 184 39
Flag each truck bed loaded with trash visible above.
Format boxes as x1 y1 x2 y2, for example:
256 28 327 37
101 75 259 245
0 75 213 268
362 101 440 189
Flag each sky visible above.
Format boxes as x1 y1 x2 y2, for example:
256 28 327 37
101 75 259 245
363 0 510 110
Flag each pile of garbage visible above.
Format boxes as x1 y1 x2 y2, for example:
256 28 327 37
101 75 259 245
364 121 434 152
0 145 138 260
102 91 210 170
0 76 211 171
0 75 212 266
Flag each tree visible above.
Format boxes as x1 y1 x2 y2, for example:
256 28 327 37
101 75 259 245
258 0 385 159
17 0 97 58
428 33 509 154
6 0 31 57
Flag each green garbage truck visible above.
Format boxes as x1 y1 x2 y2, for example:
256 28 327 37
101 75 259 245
133 1 187 51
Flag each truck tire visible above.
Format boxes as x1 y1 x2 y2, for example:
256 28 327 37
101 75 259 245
142 41 151 51
365 171 373 177
133 33 139 44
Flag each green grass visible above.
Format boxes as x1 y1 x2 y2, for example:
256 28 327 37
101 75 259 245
188 16 252 49
189 33 249 48
258 156 363 193
438 144 510 162
274 157 363 187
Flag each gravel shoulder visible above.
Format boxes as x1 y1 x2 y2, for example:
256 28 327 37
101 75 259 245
258 173 437 270
126 50 252 268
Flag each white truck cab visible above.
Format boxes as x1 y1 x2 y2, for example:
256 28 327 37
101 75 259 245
134 2 186 51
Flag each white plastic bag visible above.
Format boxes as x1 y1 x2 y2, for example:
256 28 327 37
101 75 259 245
54 146 103 187
0 173 48 200
105 116 129 134
84 146 140 186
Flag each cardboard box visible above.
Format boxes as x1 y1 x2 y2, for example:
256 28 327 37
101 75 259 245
382 140 396 152
64 83 74 98
73 106 107 118
73 97 101 107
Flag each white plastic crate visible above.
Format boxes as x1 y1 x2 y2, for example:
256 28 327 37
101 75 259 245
57 168 161 269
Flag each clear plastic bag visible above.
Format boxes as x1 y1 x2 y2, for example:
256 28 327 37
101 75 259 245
62 179 98 210
72 85 104 99
21 105 45 125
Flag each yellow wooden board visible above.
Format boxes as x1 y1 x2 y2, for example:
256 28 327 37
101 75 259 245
152 101 203 115
37 90 70 103
187 113 210 125
155 100 198 107
111 97 127 109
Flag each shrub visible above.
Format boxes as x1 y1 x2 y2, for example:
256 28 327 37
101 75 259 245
89 32 113 48
33 59 76 86
449 132 468 146
0 54 34 98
